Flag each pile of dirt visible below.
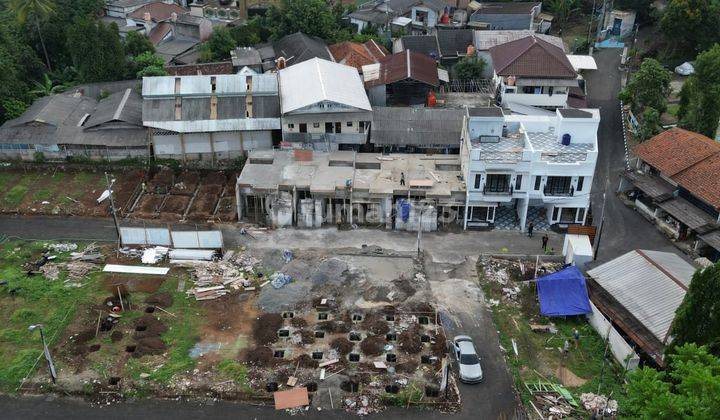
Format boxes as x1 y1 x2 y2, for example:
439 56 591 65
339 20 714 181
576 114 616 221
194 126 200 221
71 329 97 345
110 331 124 343
243 346 274 366
145 292 173 308
407 302 434 314
431 333 447 355
360 336 385 356
134 314 168 338
395 360 419 374
252 313 284 344
132 337 166 358
362 314 389 335
317 320 351 334
331 337 354 355
299 330 315 345
399 325 423 354
294 354 319 369
290 317 307 328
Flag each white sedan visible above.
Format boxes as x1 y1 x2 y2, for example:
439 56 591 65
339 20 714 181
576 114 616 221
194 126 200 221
452 335 483 384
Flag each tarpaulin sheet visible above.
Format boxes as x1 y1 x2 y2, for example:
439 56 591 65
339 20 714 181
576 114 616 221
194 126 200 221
536 266 592 316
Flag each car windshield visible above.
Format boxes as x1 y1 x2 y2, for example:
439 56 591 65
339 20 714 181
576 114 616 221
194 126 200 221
460 353 479 365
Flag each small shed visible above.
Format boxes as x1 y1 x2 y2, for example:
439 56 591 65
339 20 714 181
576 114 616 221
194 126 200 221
604 10 636 38
562 234 593 268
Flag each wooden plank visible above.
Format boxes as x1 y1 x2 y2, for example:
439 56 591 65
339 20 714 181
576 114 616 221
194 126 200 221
274 387 309 410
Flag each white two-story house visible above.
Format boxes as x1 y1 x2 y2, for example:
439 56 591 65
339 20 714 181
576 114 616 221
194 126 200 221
489 35 578 109
460 107 600 231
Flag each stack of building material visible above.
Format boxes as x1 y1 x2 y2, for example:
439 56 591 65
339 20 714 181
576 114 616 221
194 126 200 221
185 253 257 300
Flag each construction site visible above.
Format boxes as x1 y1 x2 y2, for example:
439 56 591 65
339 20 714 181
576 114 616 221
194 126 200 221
8 236 460 414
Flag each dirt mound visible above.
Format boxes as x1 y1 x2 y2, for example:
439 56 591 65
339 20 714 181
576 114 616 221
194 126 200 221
431 333 447 355
360 335 385 356
134 314 168 338
329 337 354 355
407 302 434 313
399 325 423 354
294 354 319 369
299 330 315 345
252 313 284 344
395 360 419 373
380 305 396 315
132 337 166 357
290 317 307 328
110 331 124 343
145 292 173 308
317 320 351 334
243 346 274 366
71 329 96 345
362 314 389 335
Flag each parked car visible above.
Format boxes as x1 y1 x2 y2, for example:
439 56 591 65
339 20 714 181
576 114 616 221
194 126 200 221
452 335 483 383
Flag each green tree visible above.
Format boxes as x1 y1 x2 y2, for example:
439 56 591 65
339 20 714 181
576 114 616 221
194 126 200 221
66 17 126 82
638 107 662 140
8 0 55 70
272 0 339 40
620 58 671 114
29 73 67 96
614 0 655 24
0 18 43 123
124 31 154 57
678 45 720 138
543 0 579 25
132 51 167 78
660 0 720 58
671 262 720 355
623 343 720 418
229 17 271 46
199 26 237 62
454 54 486 80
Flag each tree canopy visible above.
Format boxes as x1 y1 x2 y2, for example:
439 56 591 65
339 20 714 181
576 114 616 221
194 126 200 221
66 17 126 82
623 343 720 418
671 262 720 355
454 54 486 80
660 0 720 59
620 58 671 114
199 26 238 63
678 45 720 138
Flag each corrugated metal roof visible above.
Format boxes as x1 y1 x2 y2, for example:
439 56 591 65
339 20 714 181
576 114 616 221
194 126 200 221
371 107 464 146
587 250 695 342
144 118 280 133
142 74 278 97
278 58 371 114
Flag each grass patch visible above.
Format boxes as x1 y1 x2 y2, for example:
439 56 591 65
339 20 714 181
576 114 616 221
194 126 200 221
478 258 626 408
217 359 250 390
667 104 680 117
383 382 424 407
0 240 103 392
146 275 202 384
4 185 29 206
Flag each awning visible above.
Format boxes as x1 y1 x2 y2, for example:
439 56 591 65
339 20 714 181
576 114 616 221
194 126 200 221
536 266 592 317
515 78 579 87
657 197 717 231
699 230 720 251
621 171 674 200
566 55 598 71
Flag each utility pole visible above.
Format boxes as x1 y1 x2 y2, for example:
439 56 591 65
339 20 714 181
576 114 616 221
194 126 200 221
105 172 121 247
593 192 606 261
29 324 56 384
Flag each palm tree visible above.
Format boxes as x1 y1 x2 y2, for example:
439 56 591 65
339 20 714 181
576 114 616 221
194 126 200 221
9 0 56 71
30 74 67 97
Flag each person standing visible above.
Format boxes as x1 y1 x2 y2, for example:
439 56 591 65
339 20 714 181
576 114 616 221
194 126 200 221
527 222 534 238
573 328 580 349
400 172 405 186
542 234 549 251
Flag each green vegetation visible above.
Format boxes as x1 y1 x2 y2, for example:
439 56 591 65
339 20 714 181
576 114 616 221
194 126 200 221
4 185 29 206
478 260 625 407
678 46 720 138
660 0 720 59
0 240 102 391
670 262 720 355
383 382 424 407
622 343 720 417
217 359 250 390
620 58 671 141
454 53 486 80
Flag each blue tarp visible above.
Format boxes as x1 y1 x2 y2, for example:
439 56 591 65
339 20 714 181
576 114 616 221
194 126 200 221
536 266 592 317
399 199 411 222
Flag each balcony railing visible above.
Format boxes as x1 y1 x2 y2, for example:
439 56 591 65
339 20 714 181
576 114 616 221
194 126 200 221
483 184 513 195
543 185 574 197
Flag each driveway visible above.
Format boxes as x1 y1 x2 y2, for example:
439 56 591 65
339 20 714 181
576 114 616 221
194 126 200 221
586 48 681 263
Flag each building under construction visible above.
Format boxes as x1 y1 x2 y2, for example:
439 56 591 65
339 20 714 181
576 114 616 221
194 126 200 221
235 149 466 231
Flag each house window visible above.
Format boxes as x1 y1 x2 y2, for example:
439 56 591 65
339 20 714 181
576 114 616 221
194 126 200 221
325 122 333 133
485 174 510 193
313 123 320 128
523 86 535 94
552 207 559 221
534 176 541 190
288 123 294 129
474 174 482 189
359 121 365 130
335 122 341 133
515 174 523 191
577 176 584 192
299 123 307 133
346 121 353 127
577 208 586 223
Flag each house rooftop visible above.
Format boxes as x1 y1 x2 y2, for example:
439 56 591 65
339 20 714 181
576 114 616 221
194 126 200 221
237 150 465 198
474 30 564 51
278 58 371 114
273 32 333 66
474 2 541 15
400 35 440 58
328 40 388 72
634 127 720 176
436 29 475 58
372 107 464 146
142 73 278 97
129 2 188 22
231 47 262 68
489 35 576 78
468 107 504 117
164 61 235 76
363 50 439 88
558 108 593 118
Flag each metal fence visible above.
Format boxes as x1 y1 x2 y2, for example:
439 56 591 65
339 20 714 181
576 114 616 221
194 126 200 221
119 226 223 249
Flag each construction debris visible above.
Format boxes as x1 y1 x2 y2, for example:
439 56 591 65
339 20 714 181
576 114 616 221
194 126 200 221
142 247 169 264
274 387 309 410
525 381 579 418
48 243 78 253
184 253 258 300
103 264 170 275
580 393 618 416
270 272 292 289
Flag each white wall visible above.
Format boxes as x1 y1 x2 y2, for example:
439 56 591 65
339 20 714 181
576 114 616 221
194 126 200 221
587 301 641 371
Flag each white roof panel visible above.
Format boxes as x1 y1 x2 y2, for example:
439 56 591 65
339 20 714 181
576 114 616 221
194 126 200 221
587 250 694 342
144 118 281 133
142 74 278 97
278 58 371 114
566 55 598 71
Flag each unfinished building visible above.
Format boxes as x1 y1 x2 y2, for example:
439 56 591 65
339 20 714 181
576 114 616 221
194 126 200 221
236 150 466 231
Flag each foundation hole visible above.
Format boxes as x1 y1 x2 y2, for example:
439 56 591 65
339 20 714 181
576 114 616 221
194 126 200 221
144 306 156 313
385 314 395 322
317 312 328 320
351 314 363 322
341 381 359 393
425 385 440 397
386 333 397 341
273 350 285 358
386 353 397 363
421 335 431 343
349 332 361 341
125 345 136 353
108 377 121 386
278 329 290 337
312 352 324 360
135 325 147 332
266 382 278 392
88 344 101 352
306 382 318 392
385 385 399 394
282 312 294 319
314 331 325 338
348 353 360 362
419 316 429 325
421 355 432 364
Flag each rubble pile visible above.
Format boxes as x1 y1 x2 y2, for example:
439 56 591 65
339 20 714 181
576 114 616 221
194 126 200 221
580 393 618 416
185 253 259 300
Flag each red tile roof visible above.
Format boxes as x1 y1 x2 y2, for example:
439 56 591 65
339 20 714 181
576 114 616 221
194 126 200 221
129 2 188 22
635 127 720 176
328 40 388 72
148 22 172 45
489 35 575 78
365 50 439 88
635 127 720 209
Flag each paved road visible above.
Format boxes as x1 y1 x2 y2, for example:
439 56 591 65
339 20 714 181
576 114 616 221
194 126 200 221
586 48 680 263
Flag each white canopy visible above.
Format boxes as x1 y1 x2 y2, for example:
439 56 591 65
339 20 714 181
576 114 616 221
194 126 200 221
566 55 598 71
